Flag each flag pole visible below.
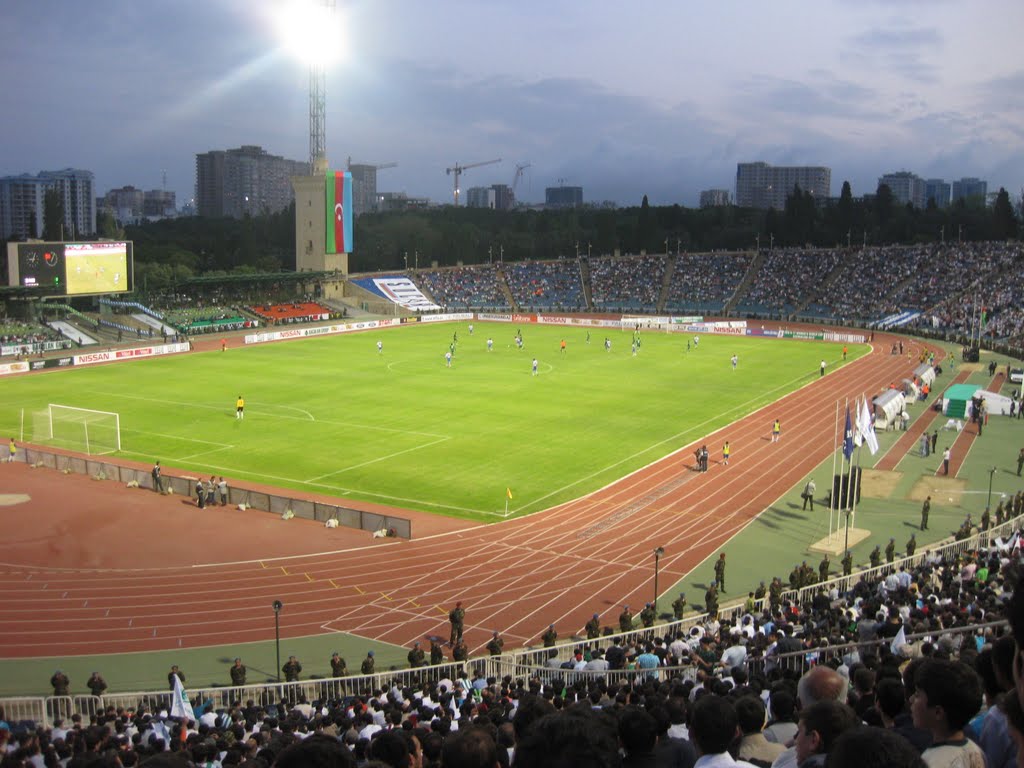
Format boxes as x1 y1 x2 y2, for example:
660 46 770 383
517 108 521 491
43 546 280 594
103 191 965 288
829 398 840 541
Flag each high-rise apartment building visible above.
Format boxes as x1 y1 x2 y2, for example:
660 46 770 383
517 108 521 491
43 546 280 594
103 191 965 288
195 145 308 218
924 179 951 208
952 177 987 204
545 185 583 209
349 163 378 217
102 186 145 223
0 168 96 240
467 184 514 210
699 189 730 208
735 162 830 210
878 171 926 209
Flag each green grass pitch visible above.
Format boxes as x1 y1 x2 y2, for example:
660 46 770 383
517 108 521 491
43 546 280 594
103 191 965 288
0 322 865 521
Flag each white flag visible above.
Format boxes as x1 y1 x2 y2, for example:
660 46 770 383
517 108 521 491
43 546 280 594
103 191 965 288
853 396 864 447
890 625 907 655
170 674 195 723
859 395 879 455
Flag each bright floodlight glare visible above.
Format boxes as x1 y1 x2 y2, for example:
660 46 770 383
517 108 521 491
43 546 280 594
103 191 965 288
274 0 344 67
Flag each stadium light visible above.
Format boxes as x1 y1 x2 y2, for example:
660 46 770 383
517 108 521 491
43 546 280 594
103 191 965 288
653 547 665 613
272 600 283 682
271 0 346 67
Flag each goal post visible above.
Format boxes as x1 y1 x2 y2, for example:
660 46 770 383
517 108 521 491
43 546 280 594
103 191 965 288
35 404 122 455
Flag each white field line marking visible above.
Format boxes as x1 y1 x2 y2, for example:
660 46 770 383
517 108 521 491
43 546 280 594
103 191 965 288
304 436 451 483
95 391 447 438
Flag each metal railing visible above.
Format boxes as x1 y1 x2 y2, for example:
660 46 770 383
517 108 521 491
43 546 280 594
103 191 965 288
2 516 1017 728
21 446 412 538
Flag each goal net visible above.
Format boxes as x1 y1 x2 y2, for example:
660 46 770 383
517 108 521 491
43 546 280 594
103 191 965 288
32 404 122 455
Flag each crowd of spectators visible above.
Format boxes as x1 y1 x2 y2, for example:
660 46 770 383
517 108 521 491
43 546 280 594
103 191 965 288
588 255 666 310
740 249 844 315
414 268 506 310
814 246 926 323
5 516 1023 768
0 322 67 356
504 261 585 311
664 253 752 312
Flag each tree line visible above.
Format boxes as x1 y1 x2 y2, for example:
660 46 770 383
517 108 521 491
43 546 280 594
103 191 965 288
5 184 1018 294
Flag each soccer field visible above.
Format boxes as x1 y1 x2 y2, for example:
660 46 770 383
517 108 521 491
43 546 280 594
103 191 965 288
0 322 864 520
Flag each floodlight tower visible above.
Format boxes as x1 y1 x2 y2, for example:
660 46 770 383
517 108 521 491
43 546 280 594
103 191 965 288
308 0 335 175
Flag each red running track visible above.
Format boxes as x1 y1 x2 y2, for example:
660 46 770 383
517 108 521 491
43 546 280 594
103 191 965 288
0 331 942 658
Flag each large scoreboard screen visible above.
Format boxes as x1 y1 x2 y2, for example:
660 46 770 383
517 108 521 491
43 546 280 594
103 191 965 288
7 241 134 296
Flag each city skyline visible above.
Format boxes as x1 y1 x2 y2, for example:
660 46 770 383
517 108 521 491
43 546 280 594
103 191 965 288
2 1 1022 212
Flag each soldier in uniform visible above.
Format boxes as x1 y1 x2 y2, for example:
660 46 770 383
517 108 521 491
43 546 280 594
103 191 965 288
430 640 444 666
51 670 70 696
906 534 917 558
229 658 246 687
841 551 853 576
486 631 504 656
330 652 347 678
448 601 465 646
87 672 107 697
282 655 302 682
705 581 719 617
407 642 426 668
788 565 802 590
799 561 814 586
885 538 896 564
754 581 767 601
639 602 656 628
671 593 687 620
714 553 727 592
360 651 375 675
452 639 468 661
981 507 991 531
920 496 931 530
818 555 830 582
869 545 881 569
585 613 602 639
618 605 634 633
541 624 558 647
768 577 783 613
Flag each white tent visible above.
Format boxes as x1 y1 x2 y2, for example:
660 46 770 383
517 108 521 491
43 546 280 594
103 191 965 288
974 390 1014 416
913 363 936 387
873 390 906 430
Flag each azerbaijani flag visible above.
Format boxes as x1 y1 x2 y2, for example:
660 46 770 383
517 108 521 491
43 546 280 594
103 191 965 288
325 171 353 254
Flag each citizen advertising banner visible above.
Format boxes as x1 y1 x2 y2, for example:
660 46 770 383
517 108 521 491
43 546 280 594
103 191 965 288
418 313 472 324
244 318 410 345
0 361 30 376
29 356 74 371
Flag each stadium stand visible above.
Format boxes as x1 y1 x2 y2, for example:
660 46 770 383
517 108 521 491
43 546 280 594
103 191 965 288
414 266 507 310
505 260 585 311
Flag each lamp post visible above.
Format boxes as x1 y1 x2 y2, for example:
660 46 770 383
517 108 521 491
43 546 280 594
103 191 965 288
987 466 997 512
403 251 408 270
272 600 283 682
653 547 665 613
755 234 760 252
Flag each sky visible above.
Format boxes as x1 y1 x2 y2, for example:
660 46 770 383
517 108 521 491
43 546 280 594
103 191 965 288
2 0 1023 210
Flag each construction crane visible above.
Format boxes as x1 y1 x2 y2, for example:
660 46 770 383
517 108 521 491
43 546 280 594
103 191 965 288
446 158 501 206
346 157 398 172
511 162 531 196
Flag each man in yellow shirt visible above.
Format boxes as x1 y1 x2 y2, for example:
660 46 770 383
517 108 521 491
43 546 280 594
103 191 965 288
235 395 245 420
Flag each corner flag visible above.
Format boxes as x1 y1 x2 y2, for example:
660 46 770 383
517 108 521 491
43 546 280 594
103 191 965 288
842 405 854 461
170 674 195 724
506 488 513 500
